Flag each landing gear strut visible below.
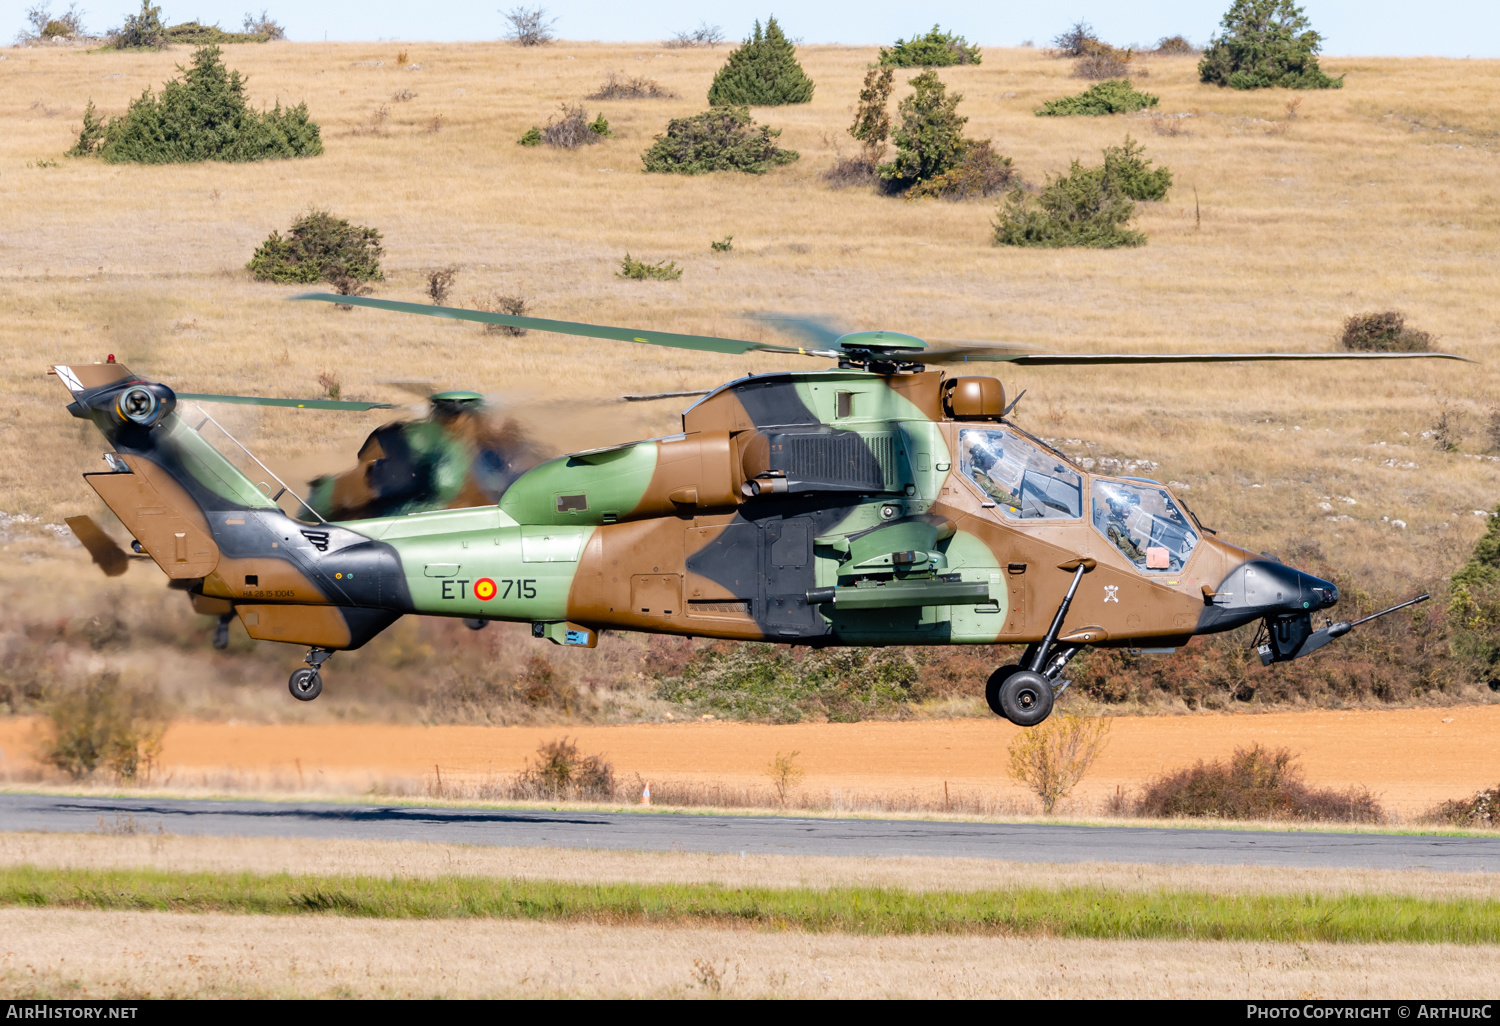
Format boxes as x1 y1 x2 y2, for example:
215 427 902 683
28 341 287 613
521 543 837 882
986 562 1091 727
212 613 232 651
288 647 332 702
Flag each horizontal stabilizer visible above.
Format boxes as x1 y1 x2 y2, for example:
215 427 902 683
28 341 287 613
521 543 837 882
65 515 133 577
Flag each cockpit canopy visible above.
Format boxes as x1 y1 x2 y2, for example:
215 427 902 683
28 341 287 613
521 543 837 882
958 427 1083 520
1091 478 1199 573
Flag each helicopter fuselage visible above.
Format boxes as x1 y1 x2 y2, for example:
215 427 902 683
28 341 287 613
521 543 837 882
59 361 1338 663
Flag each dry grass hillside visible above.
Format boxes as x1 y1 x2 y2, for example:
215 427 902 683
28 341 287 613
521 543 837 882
1 40 1498 721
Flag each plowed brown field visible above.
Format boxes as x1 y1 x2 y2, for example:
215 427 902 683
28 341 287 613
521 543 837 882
4 706 1496 814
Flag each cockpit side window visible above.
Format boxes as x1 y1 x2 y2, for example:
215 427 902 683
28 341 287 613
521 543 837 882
958 428 1083 520
1091 479 1199 573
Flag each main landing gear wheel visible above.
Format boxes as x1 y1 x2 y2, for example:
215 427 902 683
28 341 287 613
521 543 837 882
288 667 322 701
985 665 1024 717
992 669 1055 727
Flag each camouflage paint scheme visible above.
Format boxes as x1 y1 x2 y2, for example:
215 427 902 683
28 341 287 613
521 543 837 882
55 361 1340 661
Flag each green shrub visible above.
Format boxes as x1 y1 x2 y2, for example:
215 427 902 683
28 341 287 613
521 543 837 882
247 210 383 286
706 17 814 106
1339 310 1434 353
107 0 165 49
1154 34 1199 55
994 166 1142 249
907 139 1018 200
1036 78 1159 116
515 737 614 800
710 235 734 252
878 24 981 67
1134 744 1383 822
618 254 682 281
993 135 1168 246
71 46 321 164
1102 134 1172 200
517 126 542 146
654 644 923 723
163 20 273 45
38 672 167 782
640 106 798 175
877 68 967 190
1199 0 1343 90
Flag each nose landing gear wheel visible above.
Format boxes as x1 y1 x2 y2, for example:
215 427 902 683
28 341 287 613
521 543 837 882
288 667 322 702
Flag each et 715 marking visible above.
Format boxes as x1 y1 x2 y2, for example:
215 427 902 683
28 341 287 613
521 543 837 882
446 577 537 601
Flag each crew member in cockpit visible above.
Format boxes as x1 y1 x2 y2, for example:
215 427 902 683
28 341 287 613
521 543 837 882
1103 491 1147 563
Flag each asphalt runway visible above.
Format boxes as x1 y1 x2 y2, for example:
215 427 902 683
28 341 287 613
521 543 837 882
3 793 1497 872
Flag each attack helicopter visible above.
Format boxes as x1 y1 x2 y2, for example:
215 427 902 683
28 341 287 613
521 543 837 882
54 294 1463 725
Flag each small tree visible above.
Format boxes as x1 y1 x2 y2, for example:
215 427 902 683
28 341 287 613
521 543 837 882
877 69 967 190
501 5 556 46
1198 0 1343 90
71 46 321 164
247 209 383 286
1007 713 1111 814
849 66 894 156
641 106 798 175
1102 135 1172 201
18 2 89 43
879 24 981 67
426 266 457 305
765 749 803 806
108 0 166 49
706 17 814 107
242 9 286 40
1051 20 1098 57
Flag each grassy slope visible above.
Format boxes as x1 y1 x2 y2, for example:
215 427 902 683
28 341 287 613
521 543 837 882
6 865 1500 943
1 42 1498 720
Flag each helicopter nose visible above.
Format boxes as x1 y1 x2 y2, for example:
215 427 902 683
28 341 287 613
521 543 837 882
1243 560 1338 613
1200 559 1340 632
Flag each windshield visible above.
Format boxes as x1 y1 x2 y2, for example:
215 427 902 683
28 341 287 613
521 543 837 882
959 428 1082 519
1091 478 1198 573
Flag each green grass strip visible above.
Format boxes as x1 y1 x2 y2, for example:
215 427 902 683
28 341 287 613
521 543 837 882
5 867 1500 944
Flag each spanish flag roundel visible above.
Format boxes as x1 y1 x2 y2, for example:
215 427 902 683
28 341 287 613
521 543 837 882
474 578 497 601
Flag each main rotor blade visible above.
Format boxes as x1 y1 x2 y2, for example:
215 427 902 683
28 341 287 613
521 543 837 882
376 379 442 399
751 312 848 346
177 393 400 411
926 350 1474 366
620 388 713 402
294 294 839 359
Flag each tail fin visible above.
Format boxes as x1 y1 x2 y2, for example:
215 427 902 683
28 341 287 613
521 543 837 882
56 362 406 653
